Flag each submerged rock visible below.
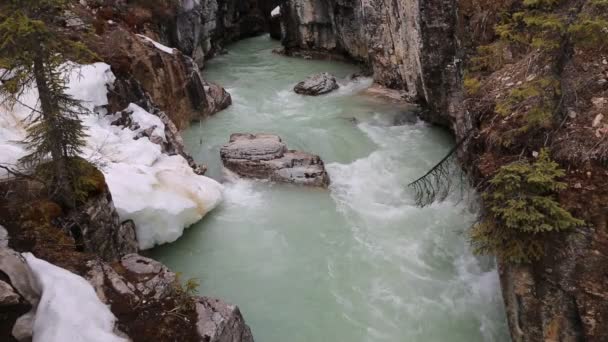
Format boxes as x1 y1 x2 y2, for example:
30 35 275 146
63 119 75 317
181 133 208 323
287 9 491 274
220 133 330 187
294 73 339 96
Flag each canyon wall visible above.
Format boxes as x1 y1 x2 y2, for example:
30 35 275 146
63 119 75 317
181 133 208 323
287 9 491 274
171 0 281 66
279 1 608 341
279 0 460 125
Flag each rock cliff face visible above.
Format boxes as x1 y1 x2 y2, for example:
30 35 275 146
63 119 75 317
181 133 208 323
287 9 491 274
90 25 227 130
279 0 459 124
279 1 608 341
500 224 608 341
62 188 138 262
170 0 281 66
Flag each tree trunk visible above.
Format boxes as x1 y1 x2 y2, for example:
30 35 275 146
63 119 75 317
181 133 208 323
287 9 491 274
33 54 74 208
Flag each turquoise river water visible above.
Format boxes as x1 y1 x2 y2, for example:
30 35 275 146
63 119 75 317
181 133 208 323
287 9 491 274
151 35 510 342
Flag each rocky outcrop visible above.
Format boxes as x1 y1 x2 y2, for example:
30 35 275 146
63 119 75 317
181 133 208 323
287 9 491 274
0 281 19 307
195 297 254 342
220 133 330 187
1 244 255 342
279 0 458 124
204 81 233 115
281 2 607 341
499 223 608 341
294 73 339 95
0 248 40 341
170 0 281 66
62 189 138 262
87 254 254 342
91 26 229 130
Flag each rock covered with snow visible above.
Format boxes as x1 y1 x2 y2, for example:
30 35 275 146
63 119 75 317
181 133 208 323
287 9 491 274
94 25 231 131
220 133 330 187
0 63 224 250
23 253 128 342
294 73 339 96
0 248 126 342
86 253 254 342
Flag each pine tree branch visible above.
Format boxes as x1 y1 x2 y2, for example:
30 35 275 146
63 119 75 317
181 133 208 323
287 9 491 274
408 131 473 207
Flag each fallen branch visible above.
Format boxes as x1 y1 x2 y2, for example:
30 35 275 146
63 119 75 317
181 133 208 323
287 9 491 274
408 131 472 207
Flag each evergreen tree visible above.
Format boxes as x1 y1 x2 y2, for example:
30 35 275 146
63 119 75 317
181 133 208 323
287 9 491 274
0 0 93 208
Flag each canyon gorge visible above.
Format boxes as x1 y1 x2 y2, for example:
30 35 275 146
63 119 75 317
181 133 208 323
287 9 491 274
0 0 606 341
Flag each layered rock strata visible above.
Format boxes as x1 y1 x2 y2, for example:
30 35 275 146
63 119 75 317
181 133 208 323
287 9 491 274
220 133 330 187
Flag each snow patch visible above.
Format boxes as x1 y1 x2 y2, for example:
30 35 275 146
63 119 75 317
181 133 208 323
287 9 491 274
24 253 127 342
0 63 224 249
136 34 175 54
271 6 280 17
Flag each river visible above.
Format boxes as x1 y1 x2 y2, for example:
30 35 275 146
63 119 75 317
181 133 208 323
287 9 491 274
151 35 509 342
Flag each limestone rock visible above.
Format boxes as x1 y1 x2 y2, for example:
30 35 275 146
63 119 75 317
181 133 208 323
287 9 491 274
0 248 40 341
62 190 138 261
0 248 40 306
171 0 279 66
196 297 254 342
94 26 231 131
86 254 255 342
120 254 176 300
0 224 8 248
204 81 233 115
0 280 20 306
220 133 330 187
280 0 458 124
294 73 339 95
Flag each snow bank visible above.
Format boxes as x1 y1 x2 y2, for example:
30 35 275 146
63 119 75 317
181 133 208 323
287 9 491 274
136 34 175 54
23 253 127 342
0 63 224 249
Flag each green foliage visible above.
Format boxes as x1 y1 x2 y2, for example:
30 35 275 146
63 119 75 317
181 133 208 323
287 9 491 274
0 0 95 208
471 149 583 263
523 0 562 9
170 274 200 316
494 77 559 145
470 43 509 72
497 10 566 52
471 0 567 72
35 158 106 205
464 74 482 95
589 0 608 8
568 16 608 51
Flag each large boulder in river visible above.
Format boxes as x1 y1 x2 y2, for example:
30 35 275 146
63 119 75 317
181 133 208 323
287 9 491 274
294 73 339 96
220 133 330 187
